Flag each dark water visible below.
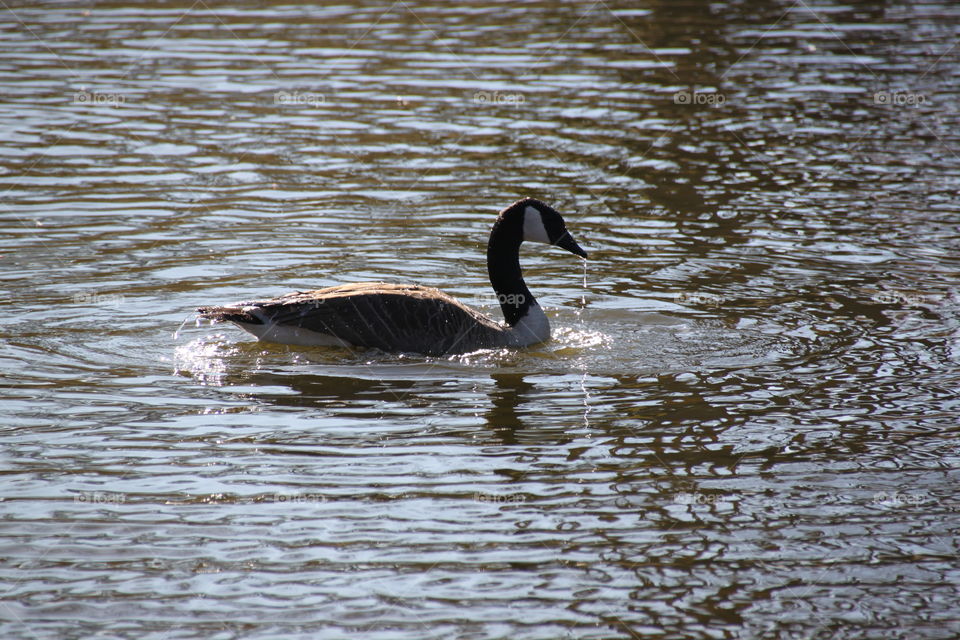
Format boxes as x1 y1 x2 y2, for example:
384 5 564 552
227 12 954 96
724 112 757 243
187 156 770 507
3 1 960 638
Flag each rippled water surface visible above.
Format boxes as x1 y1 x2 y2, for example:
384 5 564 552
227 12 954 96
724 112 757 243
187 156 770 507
3 1 960 638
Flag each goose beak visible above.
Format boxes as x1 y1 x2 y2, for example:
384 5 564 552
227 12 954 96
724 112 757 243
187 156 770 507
555 231 588 259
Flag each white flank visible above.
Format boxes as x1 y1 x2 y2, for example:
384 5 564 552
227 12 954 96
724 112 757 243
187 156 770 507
235 319 354 348
504 302 550 346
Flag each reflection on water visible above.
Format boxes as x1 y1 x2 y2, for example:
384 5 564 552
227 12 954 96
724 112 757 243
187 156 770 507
3 0 960 638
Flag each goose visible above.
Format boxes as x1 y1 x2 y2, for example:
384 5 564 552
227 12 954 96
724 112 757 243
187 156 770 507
197 197 587 356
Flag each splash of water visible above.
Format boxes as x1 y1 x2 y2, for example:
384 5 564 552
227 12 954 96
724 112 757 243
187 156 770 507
173 336 236 386
172 314 194 341
582 258 587 307
579 258 593 432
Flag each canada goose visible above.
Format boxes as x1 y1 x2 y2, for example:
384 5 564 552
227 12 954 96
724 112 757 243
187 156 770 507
197 197 587 356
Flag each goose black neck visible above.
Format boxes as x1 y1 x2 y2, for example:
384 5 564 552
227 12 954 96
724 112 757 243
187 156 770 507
487 212 535 327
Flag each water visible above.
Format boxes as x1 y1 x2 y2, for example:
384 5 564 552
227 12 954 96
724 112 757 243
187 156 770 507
3 1 960 638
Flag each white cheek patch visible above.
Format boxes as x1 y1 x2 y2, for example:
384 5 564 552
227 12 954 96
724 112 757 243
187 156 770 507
522 206 552 244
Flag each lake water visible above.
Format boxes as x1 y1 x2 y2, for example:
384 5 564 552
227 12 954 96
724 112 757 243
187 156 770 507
3 1 960 638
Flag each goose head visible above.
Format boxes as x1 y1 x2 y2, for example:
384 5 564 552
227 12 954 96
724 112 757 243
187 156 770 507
511 197 589 258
